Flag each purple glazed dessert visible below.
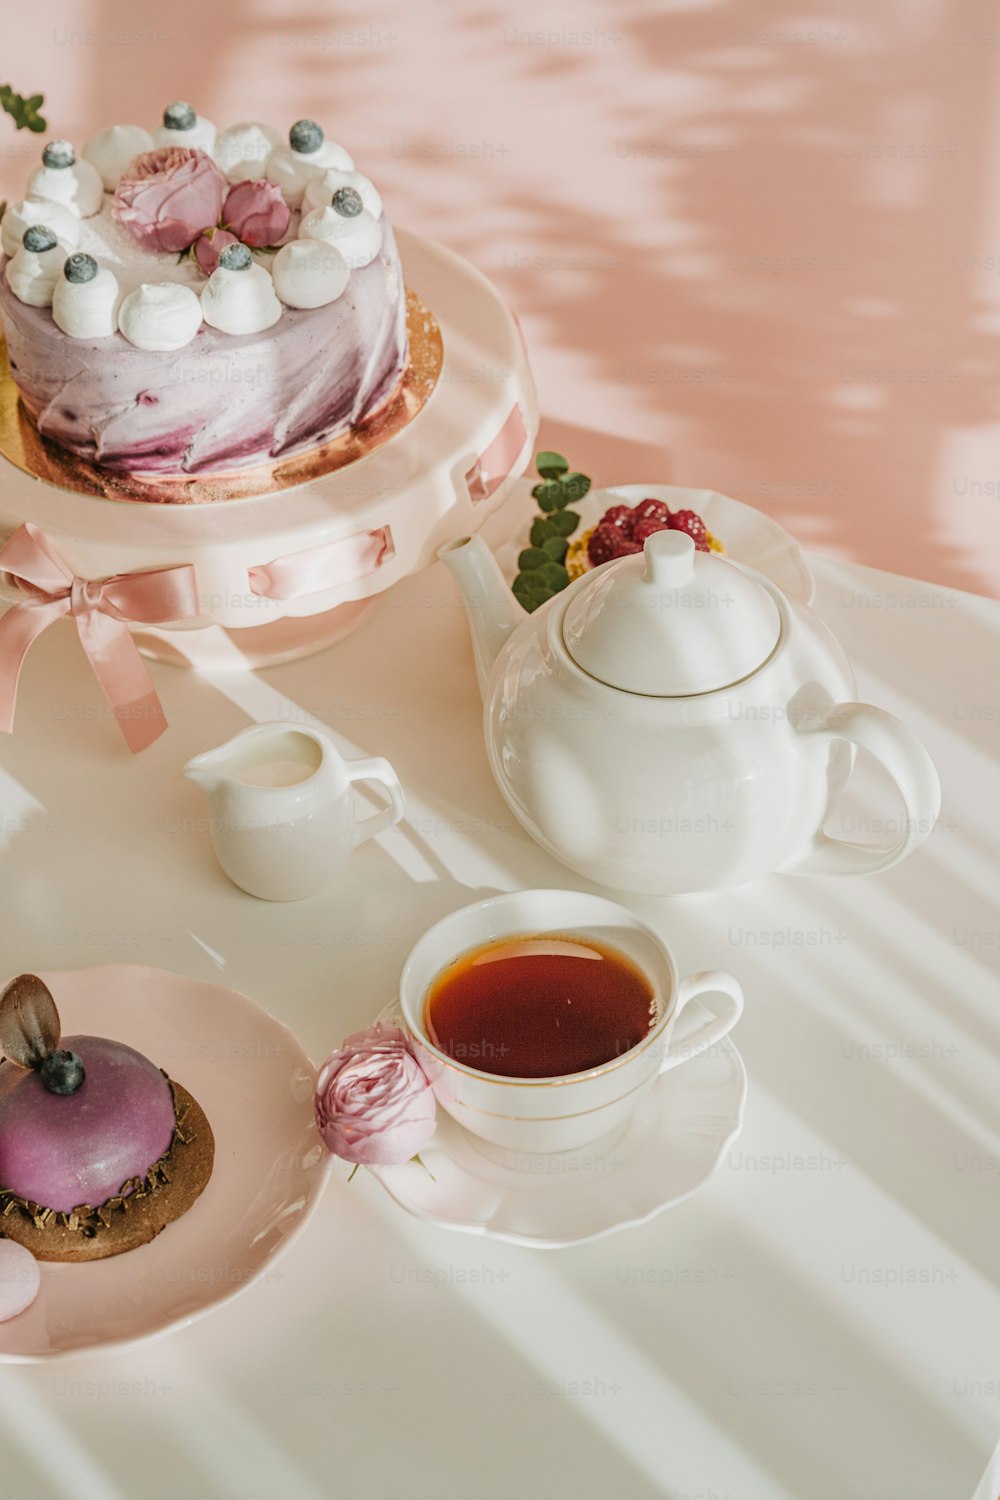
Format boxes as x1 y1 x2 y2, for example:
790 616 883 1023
0 975 214 1262
0 1035 176 1213
0 109 408 481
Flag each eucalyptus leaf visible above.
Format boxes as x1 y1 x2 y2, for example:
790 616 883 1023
560 472 591 503
549 509 580 537
521 585 556 613
542 537 569 563
0 85 46 133
530 517 557 547
531 480 564 513
535 450 569 480
517 547 549 572
536 562 570 591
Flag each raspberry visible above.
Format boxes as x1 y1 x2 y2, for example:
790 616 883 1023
587 521 642 567
667 509 710 552
633 497 671 526
598 503 636 535
632 515 671 545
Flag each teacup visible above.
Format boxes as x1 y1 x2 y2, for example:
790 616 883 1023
399 889 743 1156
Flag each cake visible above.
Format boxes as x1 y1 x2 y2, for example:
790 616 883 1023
0 105 407 478
0 973 213 1261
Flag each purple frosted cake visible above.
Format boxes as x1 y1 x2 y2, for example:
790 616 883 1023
0 106 407 480
0 974 213 1261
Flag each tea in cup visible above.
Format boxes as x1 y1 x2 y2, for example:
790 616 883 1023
399 890 743 1155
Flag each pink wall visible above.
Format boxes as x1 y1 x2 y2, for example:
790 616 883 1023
3 0 999 595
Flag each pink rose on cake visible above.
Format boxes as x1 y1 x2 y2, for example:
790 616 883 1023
113 147 226 253
194 228 240 275
222 180 291 248
314 1023 436 1166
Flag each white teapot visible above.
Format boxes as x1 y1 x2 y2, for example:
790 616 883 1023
440 529 941 895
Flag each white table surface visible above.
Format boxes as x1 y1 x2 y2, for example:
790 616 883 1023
0 492 998 1500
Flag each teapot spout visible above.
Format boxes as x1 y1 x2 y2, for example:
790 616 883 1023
438 534 525 698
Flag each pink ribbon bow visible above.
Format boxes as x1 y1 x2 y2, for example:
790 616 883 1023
0 523 200 753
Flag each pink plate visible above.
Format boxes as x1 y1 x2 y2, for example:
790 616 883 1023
0 965 327 1362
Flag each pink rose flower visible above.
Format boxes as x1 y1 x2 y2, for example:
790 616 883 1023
113 147 226 253
195 228 239 276
223 179 291 248
314 1023 436 1166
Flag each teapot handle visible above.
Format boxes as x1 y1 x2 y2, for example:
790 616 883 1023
347 756 406 845
787 701 941 876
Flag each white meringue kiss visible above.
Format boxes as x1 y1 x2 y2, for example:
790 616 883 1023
265 148 323 210
52 266 120 338
200 262 282 334
82 124 155 191
27 157 104 219
153 114 217 153
301 167 382 220
272 239 349 309
118 282 203 351
1 198 80 258
315 139 355 172
214 121 282 183
299 205 382 268
4 243 68 307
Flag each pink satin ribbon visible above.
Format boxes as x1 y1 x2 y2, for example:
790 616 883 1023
249 526 393 600
465 404 528 503
0 523 200 753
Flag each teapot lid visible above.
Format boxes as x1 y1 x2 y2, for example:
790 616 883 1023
561 531 781 696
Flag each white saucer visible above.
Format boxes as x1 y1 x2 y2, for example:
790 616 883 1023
496 480 814 605
367 1000 747 1249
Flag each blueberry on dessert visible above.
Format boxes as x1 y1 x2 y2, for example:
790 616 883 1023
27 140 103 218
331 186 363 218
152 102 216 152
21 225 58 255
162 101 197 133
41 139 76 170
0 975 214 1262
289 118 324 156
63 251 98 283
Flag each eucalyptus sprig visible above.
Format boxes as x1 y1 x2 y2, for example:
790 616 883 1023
512 450 591 613
0 86 46 134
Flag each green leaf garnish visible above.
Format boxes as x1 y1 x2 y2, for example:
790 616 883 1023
536 450 569 480
536 562 570 591
0 85 46 134
512 451 592 613
529 517 557 547
548 509 580 538
531 479 566 513
561 472 591 503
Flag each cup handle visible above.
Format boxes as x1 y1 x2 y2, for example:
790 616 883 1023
662 971 744 1071
787 701 941 877
346 756 406 844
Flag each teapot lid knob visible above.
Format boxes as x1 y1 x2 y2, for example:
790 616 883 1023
643 530 695 589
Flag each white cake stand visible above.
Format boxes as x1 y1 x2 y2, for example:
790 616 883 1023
0 229 538 668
